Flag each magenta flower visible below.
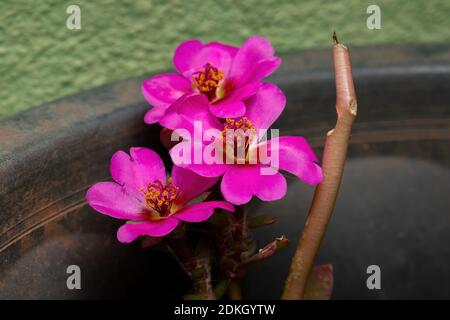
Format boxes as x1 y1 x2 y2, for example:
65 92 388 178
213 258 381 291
142 36 281 123
159 83 323 205
86 147 234 243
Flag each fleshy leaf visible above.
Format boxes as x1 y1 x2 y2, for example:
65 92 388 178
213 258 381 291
243 236 290 264
303 264 334 300
247 214 277 229
213 279 231 299
187 192 211 205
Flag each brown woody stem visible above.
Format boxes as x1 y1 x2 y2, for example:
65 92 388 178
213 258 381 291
281 32 357 300
225 205 247 300
168 236 216 299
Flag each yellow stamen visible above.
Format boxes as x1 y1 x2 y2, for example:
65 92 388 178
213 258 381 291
140 180 180 217
221 117 257 164
192 63 224 95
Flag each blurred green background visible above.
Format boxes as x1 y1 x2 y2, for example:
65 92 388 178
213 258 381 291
0 0 449 118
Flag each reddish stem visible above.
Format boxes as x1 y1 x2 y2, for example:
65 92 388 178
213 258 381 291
281 32 357 299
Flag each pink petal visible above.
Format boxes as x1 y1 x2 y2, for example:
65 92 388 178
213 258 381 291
141 73 191 109
228 81 262 101
191 43 235 76
176 94 223 131
110 148 166 193
86 182 145 220
144 106 169 124
245 57 281 84
173 40 236 78
157 94 194 140
268 136 323 185
206 42 238 59
117 219 179 243
244 83 286 129
175 201 234 222
253 169 287 202
229 36 279 85
159 93 222 137
173 40 203 75
161 96 226 178
171 165 219 202
209 82 261 118
209 100 246 118
220 165 287 205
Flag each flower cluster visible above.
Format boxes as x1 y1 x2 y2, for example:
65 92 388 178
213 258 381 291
87 36 322 243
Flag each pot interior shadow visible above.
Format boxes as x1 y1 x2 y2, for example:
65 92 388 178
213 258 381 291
244 147 450 299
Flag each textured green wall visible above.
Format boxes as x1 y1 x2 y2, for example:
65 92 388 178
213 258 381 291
1 0 449 117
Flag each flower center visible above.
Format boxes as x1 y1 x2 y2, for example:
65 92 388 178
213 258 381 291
221 117 257 164
192 63 224 100
223 117 256 132
141 179 180 217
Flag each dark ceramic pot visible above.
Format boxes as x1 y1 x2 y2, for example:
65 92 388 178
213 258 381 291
0 45 449 299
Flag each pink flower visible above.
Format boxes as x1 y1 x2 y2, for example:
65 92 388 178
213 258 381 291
159 83 323 205
142 36 281 123
86 147 234 243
